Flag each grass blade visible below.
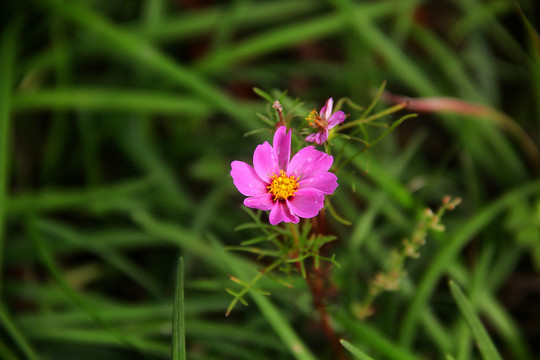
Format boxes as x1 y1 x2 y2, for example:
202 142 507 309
0 303 40 360
20 326 169 356
195 14 342 73
33 218 164 299
133 0 320 43
331 0 436 95
26 218 146 358
449 280 503 360
513 0 540 125
0 338 19 360
338 314 421 360
194 1 406 74
0 19 19 294
340 339 376 360
8 177 153 214
13 89 213 116
43 0 252 130
172 257 186 360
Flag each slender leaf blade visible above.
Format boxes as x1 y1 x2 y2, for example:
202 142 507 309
0 19 19 294
172 258 186 360
340 339 376 360
449 280 503 360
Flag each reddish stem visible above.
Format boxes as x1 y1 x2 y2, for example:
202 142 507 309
298 262 349 360
287 221 347 359
273 101 286 126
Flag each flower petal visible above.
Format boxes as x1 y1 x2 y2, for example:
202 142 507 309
287 189 325 218
320 98 333 120
243 194 274 211
327 111 345 129
305 130 328 145
299 172 338 195
305 133 318 143
230 161 268 196
288 146 334 180
269 202 299 225
273 126 291 171
315 128 329 144
253 141 279 182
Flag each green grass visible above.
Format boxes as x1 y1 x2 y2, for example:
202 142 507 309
1 0 539 359
172 258 186 360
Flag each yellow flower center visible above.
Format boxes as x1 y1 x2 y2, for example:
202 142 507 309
267 170 299 201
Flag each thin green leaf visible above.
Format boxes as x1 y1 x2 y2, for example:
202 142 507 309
33 218 164 298
264 272 293 289
8 177 154 214
514 0 540 123
43 0 252 130
339 314 421 360
26 218 145 356
449 280 504 360
244 126 274 136
326 198 352 225
225 246 280 257
480 292 532 359
13 89 212 116
361 80 386 119
0 19 19 294
241 236 271 246
225 289 249 316
0 338 19 360
21 327 169 356
340 339 376 360
234 223 269 232
132 0 320 43
0 303 40 360
335 97 364 112
253 87 275 103
194 2 408 73
172 258 186 360
369 114 417 148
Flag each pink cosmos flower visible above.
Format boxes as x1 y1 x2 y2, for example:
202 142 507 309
230 126 338 225
305 98 346 145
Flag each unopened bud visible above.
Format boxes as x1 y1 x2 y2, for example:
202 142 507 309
272 101 285 126
447 197 462 210
272 101 282 111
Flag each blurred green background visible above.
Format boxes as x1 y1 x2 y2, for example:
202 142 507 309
1 0 540 359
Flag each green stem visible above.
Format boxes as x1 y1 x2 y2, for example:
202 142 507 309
336 102 408 132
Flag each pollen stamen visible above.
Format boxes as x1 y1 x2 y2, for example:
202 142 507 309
306 109 327 131
267 170 299 201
